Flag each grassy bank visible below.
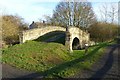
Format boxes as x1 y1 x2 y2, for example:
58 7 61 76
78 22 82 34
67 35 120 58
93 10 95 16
44 43 109 78
2 41 110 78
2 41 70 72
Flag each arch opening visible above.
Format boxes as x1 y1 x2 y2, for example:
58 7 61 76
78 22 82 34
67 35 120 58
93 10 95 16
72 37 80 50
34 31 66 45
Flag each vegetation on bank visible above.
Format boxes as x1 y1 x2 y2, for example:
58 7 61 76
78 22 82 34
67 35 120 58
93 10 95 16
89 23 118 42
1 15 28 48
1 1 118 78
2 40 111 78
2 41 70 71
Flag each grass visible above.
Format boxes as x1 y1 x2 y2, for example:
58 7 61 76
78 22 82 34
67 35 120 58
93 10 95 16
2 28 113 78
2 40 110 78
2 41 71 71
44 43 108 78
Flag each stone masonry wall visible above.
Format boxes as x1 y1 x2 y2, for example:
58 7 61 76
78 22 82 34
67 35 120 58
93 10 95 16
19 26 90 52
20 26 66 43
65 27 90 52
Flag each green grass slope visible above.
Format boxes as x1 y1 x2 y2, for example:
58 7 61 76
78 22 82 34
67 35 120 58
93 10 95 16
2 41 71 72
2 40 111 78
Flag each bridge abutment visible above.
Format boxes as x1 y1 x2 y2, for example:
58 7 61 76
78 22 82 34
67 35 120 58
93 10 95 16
65 31 73 52
19 31 24 44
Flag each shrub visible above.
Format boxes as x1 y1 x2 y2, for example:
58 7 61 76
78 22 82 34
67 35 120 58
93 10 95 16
1 15 28 45
88 22 118 42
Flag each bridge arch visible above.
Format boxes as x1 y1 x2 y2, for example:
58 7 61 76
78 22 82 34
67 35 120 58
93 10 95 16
34 31 66 45
72 37 81 50
19 26 90 52
19 26 66 43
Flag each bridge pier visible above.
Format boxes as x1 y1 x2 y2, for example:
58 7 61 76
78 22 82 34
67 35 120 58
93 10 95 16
19 31 24 44
65 31 73 52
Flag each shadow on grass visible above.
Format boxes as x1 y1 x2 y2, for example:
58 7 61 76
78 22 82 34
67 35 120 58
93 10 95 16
16 44 106 79
88 44 119 80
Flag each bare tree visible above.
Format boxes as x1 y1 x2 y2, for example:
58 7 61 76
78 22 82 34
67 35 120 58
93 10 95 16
108 3 118 24
99 3 118 24
99 3 108 23
50 1 96 30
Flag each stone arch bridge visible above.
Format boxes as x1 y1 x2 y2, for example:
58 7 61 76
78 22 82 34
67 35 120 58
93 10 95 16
19 26 90 52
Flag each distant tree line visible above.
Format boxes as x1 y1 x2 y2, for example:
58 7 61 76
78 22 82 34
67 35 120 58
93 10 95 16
89 22 118 42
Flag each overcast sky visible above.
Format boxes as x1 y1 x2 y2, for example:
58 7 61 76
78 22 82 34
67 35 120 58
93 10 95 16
0 0 119 24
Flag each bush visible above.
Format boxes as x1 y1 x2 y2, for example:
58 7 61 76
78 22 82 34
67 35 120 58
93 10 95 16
88 22 118 42
2 15 28 45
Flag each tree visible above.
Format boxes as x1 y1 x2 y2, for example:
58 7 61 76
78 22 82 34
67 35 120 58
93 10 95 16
50 1 96 30
2 15 28 45
99 3 108 23
99 3 118 23
89 22 118 42
108 3 118 24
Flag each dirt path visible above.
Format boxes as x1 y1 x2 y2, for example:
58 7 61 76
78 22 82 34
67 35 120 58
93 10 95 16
73 44 120 79
2 64 42 79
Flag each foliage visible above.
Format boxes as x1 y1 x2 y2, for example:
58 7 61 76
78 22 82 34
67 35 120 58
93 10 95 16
88 23 118 42
1 15 28 45
2 41 70 72
2 40 110 78
118 26 120 36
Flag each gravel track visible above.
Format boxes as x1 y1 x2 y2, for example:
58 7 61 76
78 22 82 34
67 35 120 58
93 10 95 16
73 44 120 79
